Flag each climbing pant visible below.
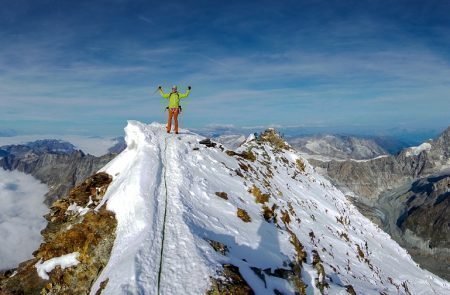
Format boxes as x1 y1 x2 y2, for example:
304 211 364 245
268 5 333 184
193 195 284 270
167 108 180 133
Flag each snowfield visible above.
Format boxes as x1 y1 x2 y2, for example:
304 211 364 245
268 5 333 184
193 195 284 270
90 121 449 295
405 142 432 157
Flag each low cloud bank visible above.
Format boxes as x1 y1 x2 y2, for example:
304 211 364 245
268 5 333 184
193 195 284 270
0 169 48 270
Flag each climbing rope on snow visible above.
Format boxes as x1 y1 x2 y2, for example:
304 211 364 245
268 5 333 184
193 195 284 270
157 136 170 294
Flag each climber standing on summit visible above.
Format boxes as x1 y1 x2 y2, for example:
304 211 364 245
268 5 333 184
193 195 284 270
158 85 191 134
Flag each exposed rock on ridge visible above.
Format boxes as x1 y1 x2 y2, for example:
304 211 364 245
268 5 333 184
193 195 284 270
0 172 117 295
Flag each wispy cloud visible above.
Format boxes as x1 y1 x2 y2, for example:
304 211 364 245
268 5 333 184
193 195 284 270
138 15 153 24
0 1 449 135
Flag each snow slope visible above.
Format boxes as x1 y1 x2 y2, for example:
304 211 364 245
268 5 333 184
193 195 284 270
213 134 247 150
91 121 449 294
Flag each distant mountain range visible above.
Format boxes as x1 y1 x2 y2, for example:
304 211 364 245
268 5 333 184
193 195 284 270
1 122 448 294
197 125 442 154
215 133 394 160
311 126 450 280
0 129 17 137
287 135 388 160
1 126 449 283
0 135 122 157
0 140 117 205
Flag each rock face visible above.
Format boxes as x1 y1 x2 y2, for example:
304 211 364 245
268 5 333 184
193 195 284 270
376 173 450 281
0 172 117 295
313 127 450 201
287 134 388 160
312 126 450 280
396 174 450 249
0 140 116 205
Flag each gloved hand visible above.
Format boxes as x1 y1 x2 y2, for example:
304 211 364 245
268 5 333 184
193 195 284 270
188 86 191 90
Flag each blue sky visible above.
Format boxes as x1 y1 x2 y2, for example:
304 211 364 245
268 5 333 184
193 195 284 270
0 0 449 136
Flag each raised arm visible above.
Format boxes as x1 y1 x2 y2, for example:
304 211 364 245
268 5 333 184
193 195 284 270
179 86 191 99
158 86 170 98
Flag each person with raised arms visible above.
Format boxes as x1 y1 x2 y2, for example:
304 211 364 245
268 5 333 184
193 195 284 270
158 85 191 134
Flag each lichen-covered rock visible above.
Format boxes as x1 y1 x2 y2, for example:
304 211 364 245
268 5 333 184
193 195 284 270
206 239 229 256
237 208 251 222
207 264 254 295
287 229 308 294
0 172 117 295
215 192 229 200
226 150 257 162
312 250 329 293
249 185 270 204
257 129 290 151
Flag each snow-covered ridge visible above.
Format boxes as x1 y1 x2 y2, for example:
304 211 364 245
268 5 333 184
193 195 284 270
91 121 449 294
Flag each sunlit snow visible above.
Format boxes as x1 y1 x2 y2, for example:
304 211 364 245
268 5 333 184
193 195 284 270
89 121 449 294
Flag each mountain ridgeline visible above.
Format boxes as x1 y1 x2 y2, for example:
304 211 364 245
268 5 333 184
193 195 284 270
1 122 448 294
0 140 117 205
287 134 389 160
311 126 450 280
215 133 392 161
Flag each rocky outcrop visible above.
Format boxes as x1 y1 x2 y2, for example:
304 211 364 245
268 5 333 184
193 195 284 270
207 264 254 295
0 140 116 205
0 172 117 295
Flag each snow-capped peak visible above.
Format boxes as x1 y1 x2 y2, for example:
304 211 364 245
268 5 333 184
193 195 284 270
91 121 449 294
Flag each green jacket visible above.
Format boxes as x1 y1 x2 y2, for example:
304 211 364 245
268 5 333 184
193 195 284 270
159 89 190 108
